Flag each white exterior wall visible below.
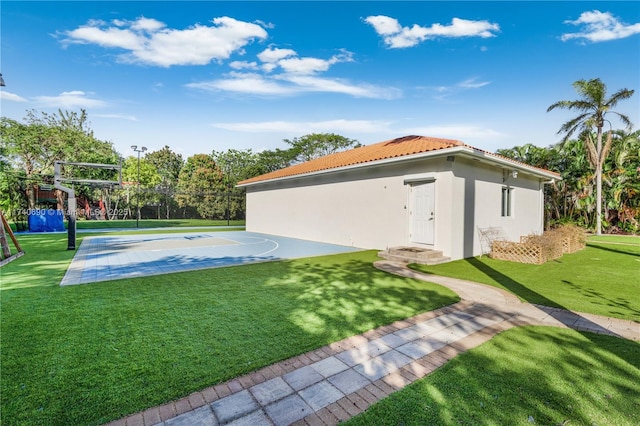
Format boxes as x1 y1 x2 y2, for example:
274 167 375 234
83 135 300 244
245 165 412 249
244 155 546 260
446 158 544 259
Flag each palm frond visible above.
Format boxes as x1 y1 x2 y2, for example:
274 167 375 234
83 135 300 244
583 132 598 168
600 130 613 166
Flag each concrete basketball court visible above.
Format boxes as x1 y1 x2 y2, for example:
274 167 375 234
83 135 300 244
61 231 362 286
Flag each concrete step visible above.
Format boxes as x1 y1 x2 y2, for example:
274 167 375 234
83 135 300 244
378 247 451 265
387 246 444 260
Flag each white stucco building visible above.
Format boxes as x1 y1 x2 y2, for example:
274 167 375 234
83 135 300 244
238 136 560 261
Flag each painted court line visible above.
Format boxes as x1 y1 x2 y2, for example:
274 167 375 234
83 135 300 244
60 231 360 286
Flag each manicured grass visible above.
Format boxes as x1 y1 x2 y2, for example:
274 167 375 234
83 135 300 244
410 237 640 321
75 218 246 229
98 227 246 236
0 234 459 426
8 218 245 232
588 234 640 245
346 326 640 426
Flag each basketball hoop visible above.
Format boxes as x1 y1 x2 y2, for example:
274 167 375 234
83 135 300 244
54 161 122 250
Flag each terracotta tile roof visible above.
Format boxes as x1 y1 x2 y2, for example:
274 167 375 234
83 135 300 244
238 135 559 186
238 135 464 185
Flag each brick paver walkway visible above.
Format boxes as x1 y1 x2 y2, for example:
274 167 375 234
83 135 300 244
105 261 639 426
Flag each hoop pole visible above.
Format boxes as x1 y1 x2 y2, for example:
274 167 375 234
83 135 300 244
54 162 77 250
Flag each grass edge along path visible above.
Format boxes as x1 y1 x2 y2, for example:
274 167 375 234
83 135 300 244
345 326 640 426
0 241 459 426
409 236 640 322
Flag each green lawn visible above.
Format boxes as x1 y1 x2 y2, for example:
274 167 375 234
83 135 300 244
2 232 638 425
346 326 640 426
410 236 640 322
8 218 245 232
588 234 640 245
0 233 458 426
74 218 246 229
94 227 246 236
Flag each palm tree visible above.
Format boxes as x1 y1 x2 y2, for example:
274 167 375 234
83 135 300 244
547 78 635 235
602 129 640 232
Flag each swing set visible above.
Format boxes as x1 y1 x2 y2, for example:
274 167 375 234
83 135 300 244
0 211 24 266
1 160 121 265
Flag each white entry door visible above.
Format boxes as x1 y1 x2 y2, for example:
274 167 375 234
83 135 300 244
411 182 435 244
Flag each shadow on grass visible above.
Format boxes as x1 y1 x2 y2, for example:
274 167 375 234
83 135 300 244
560 278 640 321
464 257 545 303
587 241 640 257
463 257 631 339
1 241 459 426
346 326 640 426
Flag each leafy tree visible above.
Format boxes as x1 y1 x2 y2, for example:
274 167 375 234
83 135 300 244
176 154 225 219
211 149 262 183
0 110 119 213
602 129 640 232
496 143 557 170
146 146 184 219
284 133 362 163
211 149 264 220
555 139 594 225
547 78 635 235
255 148 298 173
498 132 640 234
121 156 161 220
251 133 362 175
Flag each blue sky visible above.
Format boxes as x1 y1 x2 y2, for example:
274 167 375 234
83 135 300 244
2 1 639 159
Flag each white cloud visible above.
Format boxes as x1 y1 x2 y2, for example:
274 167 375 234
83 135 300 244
0 91 27 102
64 24 144 50
211 119 393 134
256 47 353 75
188 72 401 99
33 90 107 108
457 78 490 89
401 124 505 140
190 45 392 99
187 73 299 96
277 57 335 74
364 16 402 35
61 16 268 67
93 113 139 121
229 60 258 70
421 77 491 100
281 75 401 99
129 16 166 32
254 20 275 30
365 15 500 48
561 10 640 42
282 50 354 74
257 47 297 63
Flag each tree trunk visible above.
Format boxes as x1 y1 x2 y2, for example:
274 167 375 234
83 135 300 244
26 184 36 210
56 189 65 211
596 127 603 235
